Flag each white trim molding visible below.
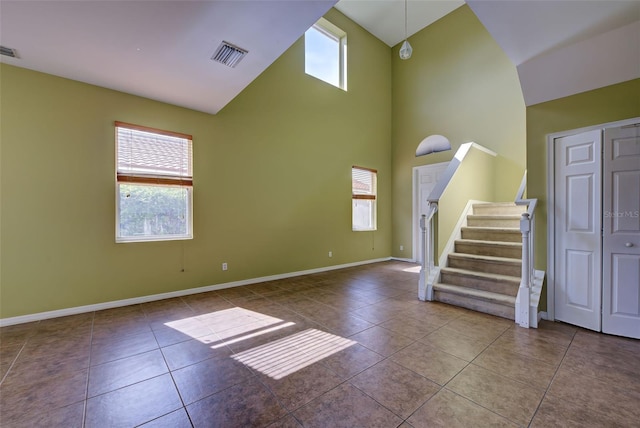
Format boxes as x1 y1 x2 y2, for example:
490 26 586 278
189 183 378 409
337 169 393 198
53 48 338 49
0 257 392 327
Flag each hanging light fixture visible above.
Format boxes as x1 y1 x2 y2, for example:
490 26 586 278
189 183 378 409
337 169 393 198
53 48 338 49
399 0 412 60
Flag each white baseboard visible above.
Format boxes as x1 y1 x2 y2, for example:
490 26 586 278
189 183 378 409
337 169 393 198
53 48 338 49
390 257 417 263
0 257 392 327
539 311 549 321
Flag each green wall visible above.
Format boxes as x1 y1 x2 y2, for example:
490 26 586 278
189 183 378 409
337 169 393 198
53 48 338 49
391 6 526 260
437 145 497 257
527 79 640 310
0 9 392 319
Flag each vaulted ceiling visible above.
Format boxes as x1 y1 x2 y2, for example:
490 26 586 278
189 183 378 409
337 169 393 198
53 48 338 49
1 1 637 113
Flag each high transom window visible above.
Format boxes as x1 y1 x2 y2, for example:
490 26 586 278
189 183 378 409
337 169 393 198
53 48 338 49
305 17 347 90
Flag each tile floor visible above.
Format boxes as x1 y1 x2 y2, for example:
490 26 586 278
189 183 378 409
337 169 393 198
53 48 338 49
1 261 639 427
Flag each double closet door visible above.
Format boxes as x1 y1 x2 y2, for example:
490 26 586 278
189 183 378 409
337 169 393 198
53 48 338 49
554 124 640 339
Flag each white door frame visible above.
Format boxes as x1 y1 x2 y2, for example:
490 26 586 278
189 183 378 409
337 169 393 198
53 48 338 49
546 117 640 322
412 162 449 263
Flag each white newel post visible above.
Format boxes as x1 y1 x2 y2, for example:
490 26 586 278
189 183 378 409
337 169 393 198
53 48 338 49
418 214 427 301
518 212 531 328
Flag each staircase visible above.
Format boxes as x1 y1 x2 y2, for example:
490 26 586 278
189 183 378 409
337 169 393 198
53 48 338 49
433 203 526 320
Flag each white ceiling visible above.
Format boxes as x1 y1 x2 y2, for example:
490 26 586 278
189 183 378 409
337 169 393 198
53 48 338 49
334 0 464 47
466 0 640 65
0 0 337 114
1 1 638 114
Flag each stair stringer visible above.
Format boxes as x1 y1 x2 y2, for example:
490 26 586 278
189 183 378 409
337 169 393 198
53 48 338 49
425 200 487 301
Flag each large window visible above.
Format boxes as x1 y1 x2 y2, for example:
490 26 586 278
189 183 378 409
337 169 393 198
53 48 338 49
115 122 193 242
305 17 347 90
352 166 377 231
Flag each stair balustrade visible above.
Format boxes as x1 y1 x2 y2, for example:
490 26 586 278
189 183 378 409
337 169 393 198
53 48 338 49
418 202 438 301
515 172 538 328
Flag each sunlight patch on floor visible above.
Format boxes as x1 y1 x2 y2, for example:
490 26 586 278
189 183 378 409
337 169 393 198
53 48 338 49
403 265 421 273
165 307 296 348
232 328 356 380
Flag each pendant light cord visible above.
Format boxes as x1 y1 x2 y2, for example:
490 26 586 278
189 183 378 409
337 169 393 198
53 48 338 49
404 0 408 40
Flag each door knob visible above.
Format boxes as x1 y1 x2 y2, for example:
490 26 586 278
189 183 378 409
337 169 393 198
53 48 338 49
626 242 634 247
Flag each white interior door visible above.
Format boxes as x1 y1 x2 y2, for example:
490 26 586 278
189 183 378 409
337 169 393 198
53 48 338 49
413 162 449 262
554 130 602 331
602 125 640 339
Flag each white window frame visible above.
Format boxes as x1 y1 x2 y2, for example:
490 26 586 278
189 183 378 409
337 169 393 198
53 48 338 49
115 121 193 243
352 166 377 231
305 17 347 90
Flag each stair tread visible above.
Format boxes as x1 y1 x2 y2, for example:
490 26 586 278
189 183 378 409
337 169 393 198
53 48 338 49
434 283 516 305
473 202 520 207
467 215 522 219
455 239 522 247
440 267 521 282
462 226 520 231
448 252 522 264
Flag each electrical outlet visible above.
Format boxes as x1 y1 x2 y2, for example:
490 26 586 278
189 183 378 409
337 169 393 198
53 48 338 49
400 245 404 251
222 262 228 271
328 251 332 258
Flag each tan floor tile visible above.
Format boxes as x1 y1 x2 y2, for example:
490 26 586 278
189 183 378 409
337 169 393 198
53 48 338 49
548 366 640 423
408 389 517 428
0 322 37 349
186 377 287 427
259 362 344 411
0 369 88 423
561 345 640 394
6 401 85 428
350 360 440 418
378 316 438 340
160 334 232 371
531 394 629 428
88 349 168 397
447 364 544 425
139 408 193 428
172 356 252 404
266 414 303 428
391 342 468 386
349 326 414 357
85 374 182 428
293 383 403 428
571 329 640 354
90 330 158 366
491 329 568 367
473 345 558 390
321 343 384 380
20 334 91 363
420 326 490 361
440 317 508 343
4 351 90 385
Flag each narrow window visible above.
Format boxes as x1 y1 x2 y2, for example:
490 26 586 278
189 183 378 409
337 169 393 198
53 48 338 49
115 121 193 242
352 166 377 231
305 18 347 90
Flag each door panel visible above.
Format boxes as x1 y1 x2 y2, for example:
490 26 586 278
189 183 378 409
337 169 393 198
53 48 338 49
555 130 602 331
414 163 448 262
603 126 640 339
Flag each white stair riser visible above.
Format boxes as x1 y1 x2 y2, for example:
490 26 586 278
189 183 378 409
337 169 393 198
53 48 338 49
440 272 519 296
434 291 515 320
461 228 522 243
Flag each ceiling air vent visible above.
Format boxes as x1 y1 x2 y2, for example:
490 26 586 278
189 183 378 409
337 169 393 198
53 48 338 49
0 45 18 58
211 41 248 68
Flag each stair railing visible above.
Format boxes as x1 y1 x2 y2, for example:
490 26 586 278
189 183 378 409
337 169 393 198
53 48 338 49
418 202 438 301
515 172 537 328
